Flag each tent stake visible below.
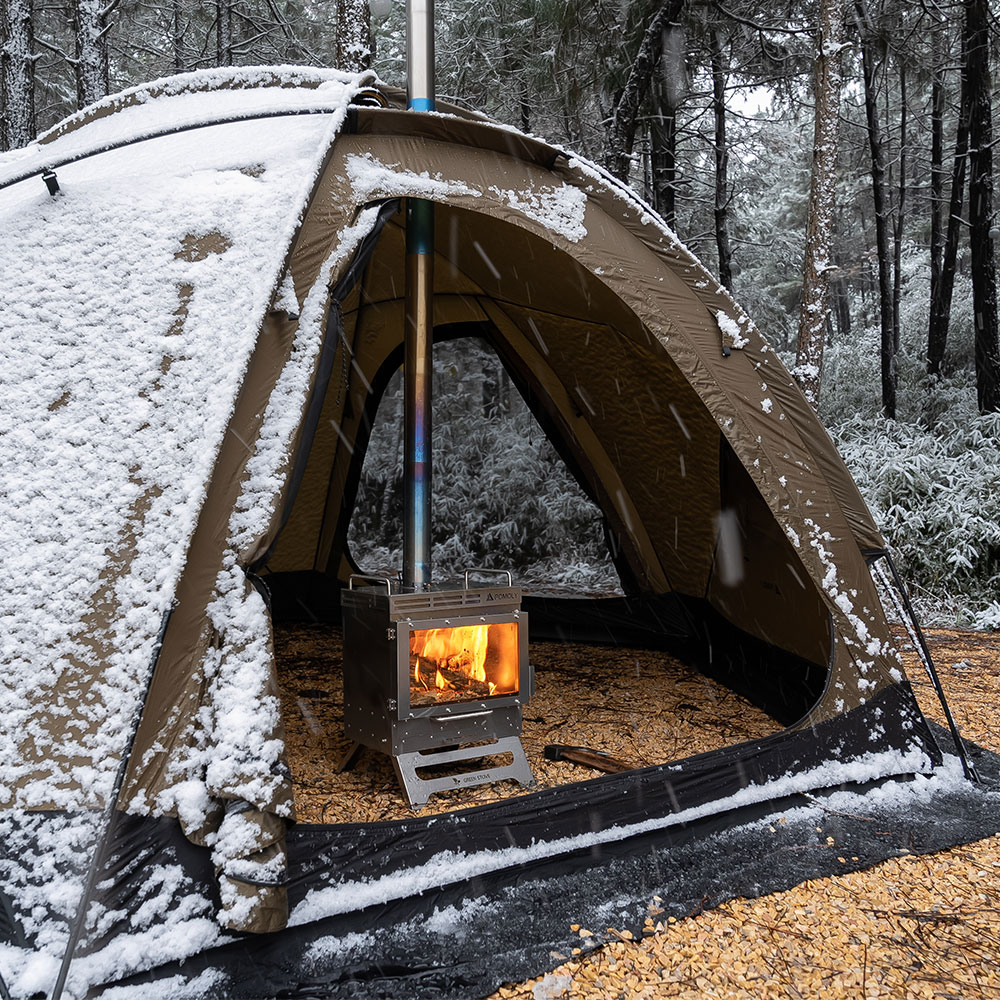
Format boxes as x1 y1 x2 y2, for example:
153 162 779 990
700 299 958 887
49 604 175 1000
872 554 980 783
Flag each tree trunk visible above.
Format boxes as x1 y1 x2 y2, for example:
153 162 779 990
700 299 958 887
216 0 233 66
172 0 184 73
965 0 1000 411
0 0 35 150
856 2 896 418
833 276 852 341
793 0 843 408
710 28 732 290
336 0 371 73
928 43 970 377
891 61 906 355
928 25 945 345
649 23 683 227
73 0 110 108
606 0 685 182
649 101 677 225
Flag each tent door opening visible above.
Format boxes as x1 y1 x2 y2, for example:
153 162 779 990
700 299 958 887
264 203 824 819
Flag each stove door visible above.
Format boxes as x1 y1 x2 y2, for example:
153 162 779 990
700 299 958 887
398 612 529 719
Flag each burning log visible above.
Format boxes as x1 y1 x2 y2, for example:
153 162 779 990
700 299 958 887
411 656 491 698
408 621 516 708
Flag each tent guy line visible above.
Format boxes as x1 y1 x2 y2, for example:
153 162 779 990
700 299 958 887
870 551 979 781
46 604 174 1000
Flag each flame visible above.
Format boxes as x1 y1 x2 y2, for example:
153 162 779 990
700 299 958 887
414 624 490 677
409 622 519 707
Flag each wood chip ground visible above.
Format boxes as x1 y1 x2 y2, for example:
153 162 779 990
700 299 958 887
276 629 781 823
275 624 1000 997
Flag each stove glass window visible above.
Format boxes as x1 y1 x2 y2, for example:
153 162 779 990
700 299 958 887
409 622 519 707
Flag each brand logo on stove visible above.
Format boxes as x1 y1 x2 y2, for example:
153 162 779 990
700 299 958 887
485 590 517 602
454 772 492 785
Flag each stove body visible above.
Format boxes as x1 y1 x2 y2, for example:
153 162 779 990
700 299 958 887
341 580 534 806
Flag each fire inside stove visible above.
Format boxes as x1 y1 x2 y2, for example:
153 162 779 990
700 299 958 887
340 580 533 806
410 622 520 707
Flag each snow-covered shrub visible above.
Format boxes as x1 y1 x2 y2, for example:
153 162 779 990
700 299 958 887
815 245 997 626
831 410 1000 626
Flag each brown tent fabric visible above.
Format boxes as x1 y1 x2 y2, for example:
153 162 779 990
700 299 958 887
268 117 896 714
1 68 935 939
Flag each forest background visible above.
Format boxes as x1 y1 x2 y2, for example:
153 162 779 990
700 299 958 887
2 0 999 626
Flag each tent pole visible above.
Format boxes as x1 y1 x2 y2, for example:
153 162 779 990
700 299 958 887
48 604 175 1000
873 554 980 783
402 0 435 590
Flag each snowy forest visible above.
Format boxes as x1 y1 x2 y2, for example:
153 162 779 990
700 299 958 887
2 0 998 625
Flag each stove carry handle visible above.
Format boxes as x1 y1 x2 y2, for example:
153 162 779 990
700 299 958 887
464 567 513 589
348 573 394 592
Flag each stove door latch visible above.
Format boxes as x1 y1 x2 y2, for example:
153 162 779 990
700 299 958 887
386 627 396 640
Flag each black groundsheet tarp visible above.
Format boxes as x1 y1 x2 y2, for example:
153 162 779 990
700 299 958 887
7 720 993 1000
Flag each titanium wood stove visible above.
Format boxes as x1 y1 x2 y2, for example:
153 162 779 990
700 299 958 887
340 571 535 807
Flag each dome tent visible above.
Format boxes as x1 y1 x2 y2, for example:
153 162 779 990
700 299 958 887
0 66 976 997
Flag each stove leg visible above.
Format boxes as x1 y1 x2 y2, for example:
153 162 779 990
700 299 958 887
336 741 364 773
391 736 535 809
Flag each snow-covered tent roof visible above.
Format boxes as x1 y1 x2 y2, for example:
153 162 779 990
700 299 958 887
0 65 959 997
1 67 365 812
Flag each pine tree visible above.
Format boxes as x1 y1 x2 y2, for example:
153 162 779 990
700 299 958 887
606 0 686 181
855 0 896 417
928 15 969 379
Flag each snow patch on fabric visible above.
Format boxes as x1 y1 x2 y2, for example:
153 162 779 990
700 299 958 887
290 745 932 926
2 66 362 189
93 968 228 999
201 564 287 812
345 151 482 203
488 182 587 242
0 812 229 999
0 69 362 816
716 310 749 349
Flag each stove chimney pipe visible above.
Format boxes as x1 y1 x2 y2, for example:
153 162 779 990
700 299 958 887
406 0 435 112
403 0 435 590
